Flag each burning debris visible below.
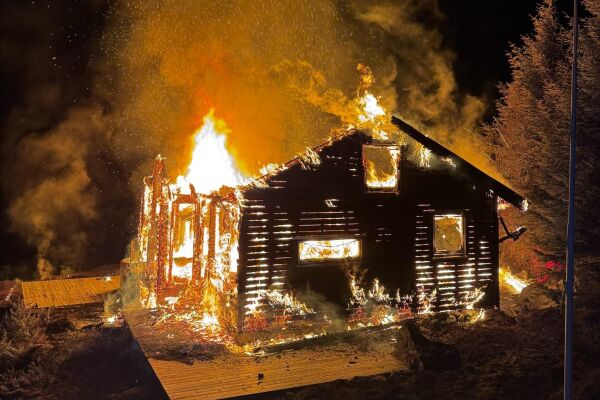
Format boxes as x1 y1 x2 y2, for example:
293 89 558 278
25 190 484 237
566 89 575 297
499 267 529 294
418 145 432 168
124 111 246 342
347 275 413 328
417 287 438 315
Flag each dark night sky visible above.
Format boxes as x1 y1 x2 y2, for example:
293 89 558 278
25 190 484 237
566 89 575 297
0 1 570 276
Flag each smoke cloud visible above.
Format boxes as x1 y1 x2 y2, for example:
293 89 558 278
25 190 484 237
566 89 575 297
7 107 110 277
1 0 494 277
106 0 491 176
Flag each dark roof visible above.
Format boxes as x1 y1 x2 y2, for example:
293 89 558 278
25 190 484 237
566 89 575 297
392 116 528 211
245 128 366 189
247 117 527 212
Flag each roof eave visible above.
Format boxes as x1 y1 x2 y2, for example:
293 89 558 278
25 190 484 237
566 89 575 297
391 115 528 212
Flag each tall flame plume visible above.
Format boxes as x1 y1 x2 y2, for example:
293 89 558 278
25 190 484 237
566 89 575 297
176 110 249 194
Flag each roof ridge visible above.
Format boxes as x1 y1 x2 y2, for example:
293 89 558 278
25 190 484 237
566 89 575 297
391 116 528 211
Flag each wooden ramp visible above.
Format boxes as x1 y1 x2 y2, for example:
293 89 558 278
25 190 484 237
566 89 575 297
22 276 120 308
147 348 403 400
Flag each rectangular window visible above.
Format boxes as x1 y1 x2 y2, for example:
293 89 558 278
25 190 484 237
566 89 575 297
173 204 195 259
363 144 400 192
433 213 465 257
298 238 361 263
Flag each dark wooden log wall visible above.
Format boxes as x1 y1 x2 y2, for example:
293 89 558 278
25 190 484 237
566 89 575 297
236 131 500 329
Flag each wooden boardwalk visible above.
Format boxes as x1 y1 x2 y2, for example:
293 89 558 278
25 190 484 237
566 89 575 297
22 276 120 308
147 347 403 400
126 311 405 400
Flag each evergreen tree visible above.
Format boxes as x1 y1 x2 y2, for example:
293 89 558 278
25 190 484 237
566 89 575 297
486 0 600 270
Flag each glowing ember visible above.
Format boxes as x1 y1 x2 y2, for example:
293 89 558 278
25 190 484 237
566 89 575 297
298 147 321 169
368 279 393 303
497 198 510 211
244 289 315 317
441 156 456 168
347 274 413 328
417 287 437 314
349 275 367 307
156 306 227 340
4 286 16 301
171 263 193 280
199 313 220 331
470 308 487 323
499 267 529 293
259 163 281 176
463 287 485 310
103 314 119 326
176 110 249 194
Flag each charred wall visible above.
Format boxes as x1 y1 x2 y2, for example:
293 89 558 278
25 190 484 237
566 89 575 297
237 131 500 329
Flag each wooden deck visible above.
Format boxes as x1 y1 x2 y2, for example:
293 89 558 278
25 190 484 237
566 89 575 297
22 276 120 308
126 311 405 400
147 347 403 400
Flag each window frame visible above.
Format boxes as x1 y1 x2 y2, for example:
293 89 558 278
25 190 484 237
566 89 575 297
296 236 362 267
362 143 401 194
432 211 467 259
172 201 197 261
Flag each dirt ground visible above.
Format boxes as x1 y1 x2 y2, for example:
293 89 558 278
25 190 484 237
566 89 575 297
271 260 600 400
1 261 598 400
0 302 168 400
275 309 569 400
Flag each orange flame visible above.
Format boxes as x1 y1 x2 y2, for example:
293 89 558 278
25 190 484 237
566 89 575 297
499 267 529 294
176 110 249 194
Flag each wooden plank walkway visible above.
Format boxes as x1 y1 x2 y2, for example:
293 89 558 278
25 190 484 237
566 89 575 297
147 347 403 400
22 276 120 308
126 310 405 400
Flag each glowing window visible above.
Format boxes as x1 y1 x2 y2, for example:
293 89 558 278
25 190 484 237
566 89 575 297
298 239 361 262
173 204 195 259
433 214 465 256
362 144 400 192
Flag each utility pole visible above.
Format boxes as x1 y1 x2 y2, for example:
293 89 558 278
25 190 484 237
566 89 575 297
564 0 577 399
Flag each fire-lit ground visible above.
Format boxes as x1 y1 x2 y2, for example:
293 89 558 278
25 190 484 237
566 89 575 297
126 308 406 400
2 261 599 400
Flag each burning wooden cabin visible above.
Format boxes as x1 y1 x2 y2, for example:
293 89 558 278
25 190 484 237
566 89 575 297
124 116 527 335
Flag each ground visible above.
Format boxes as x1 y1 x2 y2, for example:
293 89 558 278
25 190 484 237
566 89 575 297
0 302 167 400
1 260 598 400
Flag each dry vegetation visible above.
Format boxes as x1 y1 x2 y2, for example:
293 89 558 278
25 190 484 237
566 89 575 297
0 298 166 400
0 300 52 399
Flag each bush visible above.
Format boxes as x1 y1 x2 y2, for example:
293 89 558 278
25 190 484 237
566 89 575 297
0 300 51 399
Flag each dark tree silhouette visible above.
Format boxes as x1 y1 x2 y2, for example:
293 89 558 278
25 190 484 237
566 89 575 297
485 0 600 272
